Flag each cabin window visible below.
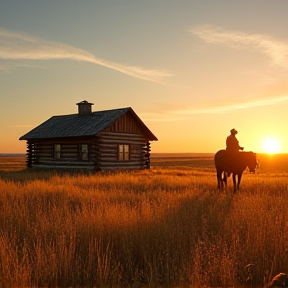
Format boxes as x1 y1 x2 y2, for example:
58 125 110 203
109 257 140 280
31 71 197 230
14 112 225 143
54 144 61 159
80 144 89 161
118 144 129 161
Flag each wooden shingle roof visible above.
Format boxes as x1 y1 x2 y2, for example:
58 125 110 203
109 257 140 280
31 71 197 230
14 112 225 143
19 107 157 141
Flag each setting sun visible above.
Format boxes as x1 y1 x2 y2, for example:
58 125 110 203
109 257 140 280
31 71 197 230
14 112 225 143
262 136 282 154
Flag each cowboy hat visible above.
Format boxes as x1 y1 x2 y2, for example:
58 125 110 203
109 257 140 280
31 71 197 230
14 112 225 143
230 128 238 134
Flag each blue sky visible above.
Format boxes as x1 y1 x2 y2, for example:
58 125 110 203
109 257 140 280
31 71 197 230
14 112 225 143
1 0 288 153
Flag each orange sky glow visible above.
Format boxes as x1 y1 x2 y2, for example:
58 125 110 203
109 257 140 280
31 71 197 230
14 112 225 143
1 1 288 154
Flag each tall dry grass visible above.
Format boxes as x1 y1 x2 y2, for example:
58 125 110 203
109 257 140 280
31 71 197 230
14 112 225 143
0 154 287 287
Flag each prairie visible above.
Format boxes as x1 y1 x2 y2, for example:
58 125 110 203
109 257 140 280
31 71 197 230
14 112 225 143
0 153 288 288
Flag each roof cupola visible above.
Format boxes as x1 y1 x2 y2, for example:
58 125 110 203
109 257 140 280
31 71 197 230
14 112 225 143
76 100 94 115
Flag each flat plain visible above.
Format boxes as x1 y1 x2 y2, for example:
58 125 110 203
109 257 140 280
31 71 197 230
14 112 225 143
0 153 288 288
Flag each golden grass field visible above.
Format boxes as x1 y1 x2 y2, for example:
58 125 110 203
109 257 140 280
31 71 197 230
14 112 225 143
0 153 288 288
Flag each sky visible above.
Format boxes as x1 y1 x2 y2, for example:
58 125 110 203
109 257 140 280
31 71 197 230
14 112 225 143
1 0 288 154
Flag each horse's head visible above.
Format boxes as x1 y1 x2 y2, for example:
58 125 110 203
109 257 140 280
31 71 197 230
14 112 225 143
247 152 258 173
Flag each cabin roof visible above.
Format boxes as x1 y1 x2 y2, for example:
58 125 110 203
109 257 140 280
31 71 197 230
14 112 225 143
19 107 157 141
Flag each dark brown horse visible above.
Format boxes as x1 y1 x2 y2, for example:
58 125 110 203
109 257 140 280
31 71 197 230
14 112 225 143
214 150 258 192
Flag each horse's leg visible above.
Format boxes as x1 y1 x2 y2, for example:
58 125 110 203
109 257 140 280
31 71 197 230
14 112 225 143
223 172 227 190
217 171 222 190
232 174 237 192
237 173 243 191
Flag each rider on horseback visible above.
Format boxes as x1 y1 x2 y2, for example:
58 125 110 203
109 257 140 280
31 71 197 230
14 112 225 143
225 128 244 176
226 128 244 152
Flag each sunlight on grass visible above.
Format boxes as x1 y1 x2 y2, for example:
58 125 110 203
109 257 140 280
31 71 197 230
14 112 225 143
0 154 288 287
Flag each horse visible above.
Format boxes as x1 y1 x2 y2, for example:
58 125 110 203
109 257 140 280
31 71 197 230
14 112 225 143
214 150 258 192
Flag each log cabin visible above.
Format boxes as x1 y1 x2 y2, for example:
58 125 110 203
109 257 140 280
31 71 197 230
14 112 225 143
19 100 157 170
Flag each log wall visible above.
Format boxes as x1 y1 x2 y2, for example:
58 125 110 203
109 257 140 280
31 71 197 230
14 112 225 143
96 132 147 170
26 132 150 170
28 139 95 169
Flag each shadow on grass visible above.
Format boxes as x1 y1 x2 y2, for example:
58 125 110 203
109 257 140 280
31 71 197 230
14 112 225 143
0 168 95 182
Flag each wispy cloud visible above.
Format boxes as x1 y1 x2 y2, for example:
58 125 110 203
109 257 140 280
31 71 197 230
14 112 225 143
0 27 172 83
0 61 48 72
173 95 288 115
191 25 288 69
142 95 288 121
